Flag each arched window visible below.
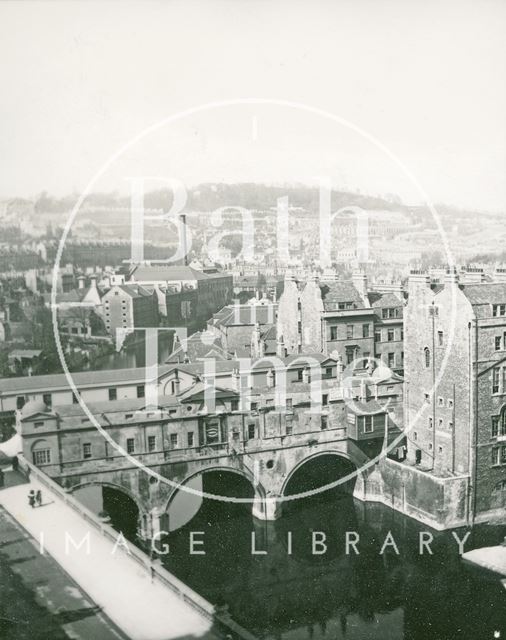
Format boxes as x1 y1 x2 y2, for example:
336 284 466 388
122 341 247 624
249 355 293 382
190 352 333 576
424 347 431 368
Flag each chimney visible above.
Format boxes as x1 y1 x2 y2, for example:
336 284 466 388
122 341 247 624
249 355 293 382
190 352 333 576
180 214 188 266
444 266 459 286
90 274 97 289
173 371 181 395
276 334 286 358
232 368 240 391
352 271 368 305
408 269 430 293
77 275 85 290
494 266 506 283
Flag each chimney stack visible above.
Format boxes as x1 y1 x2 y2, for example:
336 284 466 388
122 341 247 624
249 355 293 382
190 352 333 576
180 214 188 266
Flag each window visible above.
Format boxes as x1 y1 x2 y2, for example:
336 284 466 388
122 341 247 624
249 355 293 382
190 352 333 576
43 393 52 408
387 330 394 342
136 385 145 399
448 399 454 409
495 336 502 351
415 449 422 464
346 325 354 339
231 399 239 411
16 396 26 410
438 446 443 454
148 435 156 452
492 304 506 317
187 432 194 447
322 394 328 406
362 324 369 338
250 402 258 411
492 413 506 438
429 418 433 429
492 367 500 394
363 415 373 433
438 331 443 346
400 329 404 340
248 423 256 439
324 366 333 378
170 433 178 448
83 443 92 459
382 309 388 319
346 348 354 365
438 397 444 407
424 393 430 404
428 443 433 451
286 398 293 409
438 418 443 428
414 431 418 440
375 331 381 343
109 388 117 401
321 415 328 430
388 353 395 368
492 445 506 466
126 438 135 454
34 421 44 428
424 347 431 368
286 422 293 436
330 326 338 341
297 369 303 381
33 449 51 465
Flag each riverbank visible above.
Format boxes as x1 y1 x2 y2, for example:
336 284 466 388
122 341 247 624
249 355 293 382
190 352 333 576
462 543 506 578
0 477 219 640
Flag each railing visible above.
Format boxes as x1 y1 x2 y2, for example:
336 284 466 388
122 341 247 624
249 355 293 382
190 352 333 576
17 455 257 640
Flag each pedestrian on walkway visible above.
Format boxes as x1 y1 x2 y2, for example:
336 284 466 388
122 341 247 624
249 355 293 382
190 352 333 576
28 490 35 508
35 490 42 507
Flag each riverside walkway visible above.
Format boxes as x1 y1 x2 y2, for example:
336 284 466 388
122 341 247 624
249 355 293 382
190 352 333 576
462 543 506 582
0 468 237 640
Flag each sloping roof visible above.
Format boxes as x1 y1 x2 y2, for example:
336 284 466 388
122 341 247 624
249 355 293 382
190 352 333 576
132 265 210 282
461 283 506 305
210 304 277 327
320 282 364 309
114 284 153 298
370 292 403 308
0 364 172 395
167 332 230 363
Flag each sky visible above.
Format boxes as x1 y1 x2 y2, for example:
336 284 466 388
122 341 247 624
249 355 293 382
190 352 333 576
0 0 505 212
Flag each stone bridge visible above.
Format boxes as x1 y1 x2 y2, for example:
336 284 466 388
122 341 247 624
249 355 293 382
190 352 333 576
58 432 372 540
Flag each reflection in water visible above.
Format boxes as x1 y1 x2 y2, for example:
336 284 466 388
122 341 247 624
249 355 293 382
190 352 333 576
92 332 174 371
163 486 506 640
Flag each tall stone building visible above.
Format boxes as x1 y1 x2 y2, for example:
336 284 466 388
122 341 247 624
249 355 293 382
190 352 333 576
403 269 506 521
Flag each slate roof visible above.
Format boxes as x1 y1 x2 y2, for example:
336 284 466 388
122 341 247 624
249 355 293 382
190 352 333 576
370 292 403 308
0 364 172 394
210 304 277 327
320 282 364 310
461 283 506 305
132 265 212 282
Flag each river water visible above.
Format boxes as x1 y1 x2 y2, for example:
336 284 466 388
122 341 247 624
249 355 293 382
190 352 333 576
161 489 506 640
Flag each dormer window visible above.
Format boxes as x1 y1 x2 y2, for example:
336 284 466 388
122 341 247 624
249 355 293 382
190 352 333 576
34 421 44 428
492 304 506 317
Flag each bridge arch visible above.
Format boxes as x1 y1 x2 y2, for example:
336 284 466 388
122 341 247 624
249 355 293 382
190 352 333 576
163 465 267 530
280 450 365 506
69 480 148 540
